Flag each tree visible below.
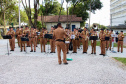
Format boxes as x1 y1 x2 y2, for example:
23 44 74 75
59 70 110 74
39 0 66 27
0 0 16 34
66 0 71 26
58 0 64 22
69 0 103 27
22 0 39 27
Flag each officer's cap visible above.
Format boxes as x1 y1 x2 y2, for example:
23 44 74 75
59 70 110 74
25 26 28 27
101 29 104 31
57 23 61 27
31 26 34 28
21 26 23 28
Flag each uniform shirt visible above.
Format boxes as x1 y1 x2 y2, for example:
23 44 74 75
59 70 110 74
81 31 89 39
65 31 70 41
105 32 110 37
7 30 15 38
118 33 124 41
30 30 36 37
40 30 45 38
99 32 106 40
109 32 114 40
49 30 54 34
16 29 19 35
53 27 67 41
18 30 24 37
91 32 97 36
73 31 79 39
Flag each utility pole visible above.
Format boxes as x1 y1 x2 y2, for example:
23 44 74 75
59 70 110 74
19 0 21 28
89 3 91 29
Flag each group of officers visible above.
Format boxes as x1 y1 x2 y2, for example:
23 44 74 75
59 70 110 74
6 23 124 64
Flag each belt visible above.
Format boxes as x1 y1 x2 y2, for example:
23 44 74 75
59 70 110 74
119 40 123 41
30 37 34 38
101 40 105 41
56 39 65 43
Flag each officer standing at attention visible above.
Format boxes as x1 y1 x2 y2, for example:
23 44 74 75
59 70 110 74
49 26 55 53
7 27 15 51
91 30 97 54
72 28 78 53
105 29 110 50
65 27 70 54
53 23 68 65
34 27 39 47
109 30 114 50
25 26 30 47
29 27 36 52
118 31 124 53
15 27 20 47
99 29 106 56
81 27 89 54
40 28 46 53
18 26 25 52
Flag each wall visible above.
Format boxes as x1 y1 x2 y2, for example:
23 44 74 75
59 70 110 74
110 0 126 26
112 29 126 33
45 22 80 31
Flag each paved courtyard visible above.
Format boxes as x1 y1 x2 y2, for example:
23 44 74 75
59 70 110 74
0 39 126 84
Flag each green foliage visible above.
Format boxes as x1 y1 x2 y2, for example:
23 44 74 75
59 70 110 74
69 0 103 22
114 57 126 65
37 21 42 30
80 22 85 27
69 3 89 22
39 1 66 16
0 0 28 26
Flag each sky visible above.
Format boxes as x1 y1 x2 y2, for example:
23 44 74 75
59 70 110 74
86 0 110 26
21 0 110 26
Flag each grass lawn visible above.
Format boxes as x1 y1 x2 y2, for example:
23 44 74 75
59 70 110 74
113 57 126 65
124 33 126 36
88 41 126 48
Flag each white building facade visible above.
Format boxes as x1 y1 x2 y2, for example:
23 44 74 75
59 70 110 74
46 22 80 31
110 0 126 26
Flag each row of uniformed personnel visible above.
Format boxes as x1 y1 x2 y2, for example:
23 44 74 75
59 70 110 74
7 26 124 56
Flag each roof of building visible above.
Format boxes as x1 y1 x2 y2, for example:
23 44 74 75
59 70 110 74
108 25 126 29
37 15 83 23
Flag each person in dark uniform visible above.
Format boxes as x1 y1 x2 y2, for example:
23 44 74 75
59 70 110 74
53 23 68 65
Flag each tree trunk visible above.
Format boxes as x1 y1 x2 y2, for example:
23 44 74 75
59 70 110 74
3 11 6 35
58 0 64 22
70 6 75 29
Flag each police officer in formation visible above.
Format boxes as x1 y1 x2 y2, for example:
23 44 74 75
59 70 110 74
6 24 125 61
